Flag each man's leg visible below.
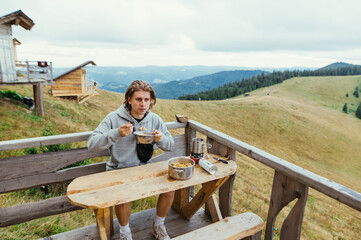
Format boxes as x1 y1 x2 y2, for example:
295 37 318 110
115 202 133 240
115 202 132 225
153 191 175 239
156 191 175 217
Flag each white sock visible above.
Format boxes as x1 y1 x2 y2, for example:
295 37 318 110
154 215 165 227
119 222 131 233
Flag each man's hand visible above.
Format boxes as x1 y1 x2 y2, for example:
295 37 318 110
119 122 133 137
153 129 162 142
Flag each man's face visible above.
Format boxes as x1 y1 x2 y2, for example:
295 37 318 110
128 90 151 119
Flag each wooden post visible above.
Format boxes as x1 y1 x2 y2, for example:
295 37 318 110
185 122 196 156
265 171 309 240
206 137 236 218
173 188 190 213
186 121 196 197
173 117 195 211
33 82 44 116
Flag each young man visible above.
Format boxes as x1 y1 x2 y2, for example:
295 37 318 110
87 80 175 240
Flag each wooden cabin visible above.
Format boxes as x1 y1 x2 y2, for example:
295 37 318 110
51 61 99 104
0 118 360 239
0 10 53 116
0 10 53 84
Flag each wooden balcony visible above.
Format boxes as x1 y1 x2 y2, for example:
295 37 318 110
15 60 53 84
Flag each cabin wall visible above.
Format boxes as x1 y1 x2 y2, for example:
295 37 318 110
81 69 86 93
52 69 84 96
0 24 16 83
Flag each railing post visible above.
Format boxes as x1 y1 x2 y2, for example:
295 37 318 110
206 137 236 218
173 118 196 212
26 61 30 82
265 171 309 240
185 122 196 156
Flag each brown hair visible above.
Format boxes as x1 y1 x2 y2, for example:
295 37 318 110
123 80 157 110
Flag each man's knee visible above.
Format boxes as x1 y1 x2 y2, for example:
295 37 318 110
161 191 175 199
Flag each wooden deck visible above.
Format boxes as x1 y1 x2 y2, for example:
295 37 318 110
40 208 212 240
1 119 360 240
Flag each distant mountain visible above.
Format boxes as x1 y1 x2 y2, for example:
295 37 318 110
317 62 360 71
54 65 256 90
152 70 265 99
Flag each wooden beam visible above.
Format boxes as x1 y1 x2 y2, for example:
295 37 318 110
0 195 82 227
0 148 109 182
0 162 107 194
172 212 264 240
33 82 44 116
173 188 190 213
181 177 229 220
175 114 188 123
205 194 223 222
0 121 186 151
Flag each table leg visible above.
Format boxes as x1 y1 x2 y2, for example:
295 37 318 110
181 176 229 220
205 194 223 222
172 187 190 213
95 207 113 240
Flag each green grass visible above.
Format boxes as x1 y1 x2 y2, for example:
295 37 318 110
1 75 361 239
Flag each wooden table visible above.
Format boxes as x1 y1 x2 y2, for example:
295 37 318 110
67 155 237 240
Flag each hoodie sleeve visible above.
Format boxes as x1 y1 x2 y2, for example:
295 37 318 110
154 116 175 152
87 115 123 150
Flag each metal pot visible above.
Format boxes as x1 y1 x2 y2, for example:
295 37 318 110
168 157 195 180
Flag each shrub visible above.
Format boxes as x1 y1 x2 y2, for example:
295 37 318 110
0 90 24 101
342 103 348 113
354 88 360 98
356 102 361 119
346 93 349 97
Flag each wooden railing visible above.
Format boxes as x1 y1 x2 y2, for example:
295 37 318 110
1 119 360 240
15 60 53 83
187 120 361 239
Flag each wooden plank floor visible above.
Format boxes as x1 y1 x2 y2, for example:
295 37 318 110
40 207 212 240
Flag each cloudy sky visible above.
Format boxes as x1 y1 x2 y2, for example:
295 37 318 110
1 0 361 68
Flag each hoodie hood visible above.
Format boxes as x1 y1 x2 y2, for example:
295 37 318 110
116 104 151 124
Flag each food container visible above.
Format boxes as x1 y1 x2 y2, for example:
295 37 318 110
199 158 217 174
168 157 195 180
133 131 155 144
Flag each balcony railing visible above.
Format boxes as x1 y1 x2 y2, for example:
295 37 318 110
15 60 53 83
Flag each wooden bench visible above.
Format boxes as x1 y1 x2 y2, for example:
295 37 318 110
172 212 264 240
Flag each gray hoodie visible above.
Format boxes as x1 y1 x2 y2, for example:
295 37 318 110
87 104 174 169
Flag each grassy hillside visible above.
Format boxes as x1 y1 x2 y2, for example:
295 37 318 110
1 75 361 239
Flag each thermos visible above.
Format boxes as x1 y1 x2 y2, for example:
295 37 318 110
190 138 212 164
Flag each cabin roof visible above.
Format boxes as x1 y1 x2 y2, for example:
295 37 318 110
0 10 34 30
54 61 97 80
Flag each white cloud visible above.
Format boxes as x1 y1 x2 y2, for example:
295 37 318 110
1 0 361 68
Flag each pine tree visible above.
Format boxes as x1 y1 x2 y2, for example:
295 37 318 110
354 91 360 98
342 103 348 113
346 93 349 97
356 102 361 119
354 88 360 98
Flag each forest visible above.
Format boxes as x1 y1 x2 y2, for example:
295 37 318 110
178 64 361 101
